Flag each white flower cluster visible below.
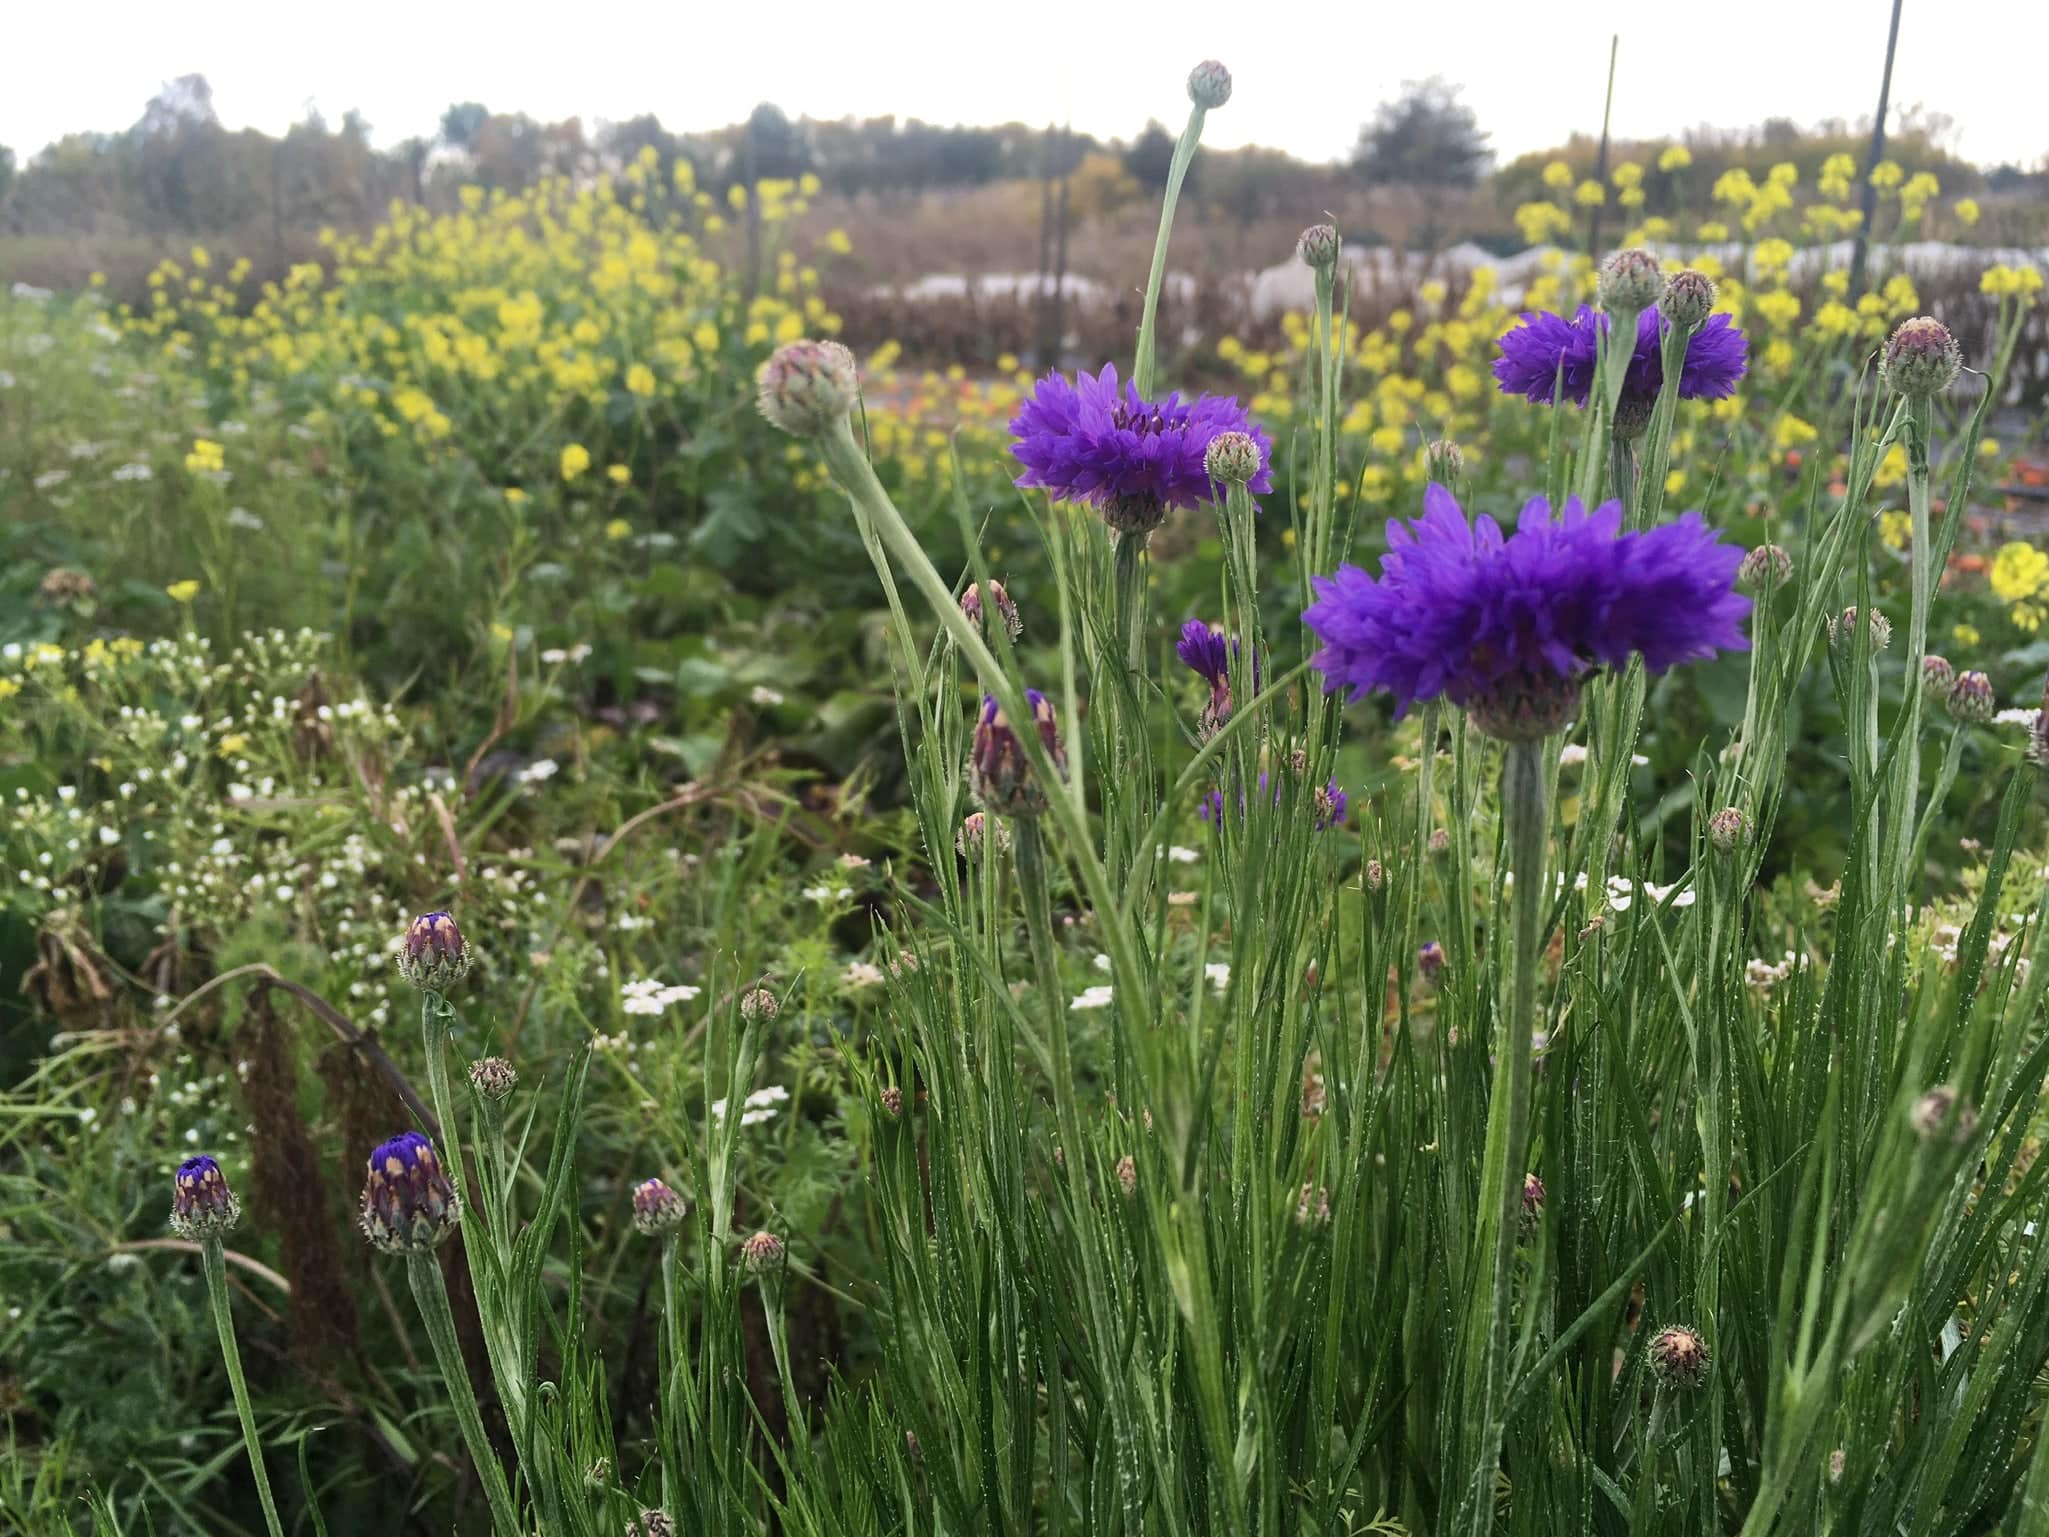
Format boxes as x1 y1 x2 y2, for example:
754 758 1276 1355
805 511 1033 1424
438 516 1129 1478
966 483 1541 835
712 1084 788 1127
622 979 702 1016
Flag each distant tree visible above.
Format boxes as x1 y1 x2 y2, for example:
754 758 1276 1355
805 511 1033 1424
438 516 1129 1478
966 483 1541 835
1123 120 1178 191
138 75 217 139
0 145 14 210
440 102 489 151
743 103 810 182
1352 78 1490 190
341 109 372 145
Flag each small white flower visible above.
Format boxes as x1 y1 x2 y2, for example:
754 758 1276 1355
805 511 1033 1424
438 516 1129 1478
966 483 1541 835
1558 743 1589 767
750 685 786 706
1165 845 1200 864
1070 984 1115 1011
1204 961 1231 993
803 884 853 904
842 961 885 988
540 648 568 665
518 758 559 784
1996 708 2037 727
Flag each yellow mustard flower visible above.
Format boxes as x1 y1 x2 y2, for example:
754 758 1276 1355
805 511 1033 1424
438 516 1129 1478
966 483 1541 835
1657 145 1693 173
561 443 592 481
1990 542 2049 603
166 580 201 603
607 464 631 485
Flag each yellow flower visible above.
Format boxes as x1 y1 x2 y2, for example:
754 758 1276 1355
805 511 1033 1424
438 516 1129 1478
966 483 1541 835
1954 198 1980 227
1657 145 1693 173
607 464 631 485
1878 511 1911 550
1664 469 1686 496
0 679 21 702
1979 438 2000 459
490 622 514 644
604 518 632 541
1753 290 1801 329
216 733 249 759
184 438 225 474
1773 415 1818 451
1980 264 2044 299
504 487 528 504
1573 180 1606 207
1953 623 1981 648
825 228 852 255
1712 168 1756 206
166 580 201 603
1541 160 1574 190
1696 221 1729 242
1989 541 2049 603
1868 160 1903 191
1611 162 1644 189
625 363 657 397
560 442 592 481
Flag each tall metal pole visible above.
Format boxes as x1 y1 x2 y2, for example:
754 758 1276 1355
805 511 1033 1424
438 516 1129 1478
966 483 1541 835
1849 0 1905 299
1586 36 1618 256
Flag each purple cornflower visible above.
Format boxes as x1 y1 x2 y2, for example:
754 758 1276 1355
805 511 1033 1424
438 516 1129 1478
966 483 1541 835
359 1130 461 1254
1493 305 1747 412
1177 619 1251 739
1010 363 1273 533
170 1154 241 1239
1302 485 1750 741
970 690 1065 817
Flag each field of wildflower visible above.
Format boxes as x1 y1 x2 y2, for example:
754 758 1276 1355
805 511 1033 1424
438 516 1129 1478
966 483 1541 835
6 51 2049 1537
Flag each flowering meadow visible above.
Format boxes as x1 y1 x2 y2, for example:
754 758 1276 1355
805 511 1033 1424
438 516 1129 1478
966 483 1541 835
7 56 2049 1537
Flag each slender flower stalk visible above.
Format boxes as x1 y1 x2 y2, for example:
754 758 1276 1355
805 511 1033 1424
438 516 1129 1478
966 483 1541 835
172 1158 285 1537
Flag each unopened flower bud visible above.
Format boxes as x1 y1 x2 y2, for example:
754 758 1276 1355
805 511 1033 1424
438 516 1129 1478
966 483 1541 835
1828 606 1891 652
1920 654 1955 704
1296 223 1340 271
1469 669 1583 743
740 1230 785 1273
879 1085 904 1118
955 810 1011 858
1187 59 1232 110
170 1154 241 1239
1661 269 1717 329
1520 1172 1545 1228
1707 806 1749 854
1945 671 1994 724
467 1056 516 1103
740 987 779 1022
398 911 473 992
1650 1324 1710 1388
969 690 1065 818
961 578 1023 640
1365 858 1385 892
1204 429 1263 487
1911 1085 1976 1142
1296 1182 1331 1226
584 1457 612 1489
1598 248 1664 313
1102 491 1166 536
1417 941 1445 984
755 339 859 435
626 1510 677 1537
359 1131 460 1253
1114 1155 1137 1197
1429 828 1450 855
1424 438 1465 485
1737 543 1793 594
1881 316 1962 398
632 1176 688 1237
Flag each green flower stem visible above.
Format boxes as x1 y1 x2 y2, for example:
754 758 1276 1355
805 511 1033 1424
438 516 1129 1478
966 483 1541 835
1886 392 1936 901
1112 526 1148 693
405 1248 522 1537
201 1238 286 1537
1462 737 1548 1537
1131 103 1207 399
1608 434 1638 517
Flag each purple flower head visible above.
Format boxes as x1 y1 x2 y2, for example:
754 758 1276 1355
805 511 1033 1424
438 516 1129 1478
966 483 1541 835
359 1130 460 1254
1302 484 1751 741
1316 779 1348 832
170 1153 241 1239
1176 620 1234 685
970 690 1065 817
1198 772 1345 834
1010 364 1273 530
1493 305 1747 410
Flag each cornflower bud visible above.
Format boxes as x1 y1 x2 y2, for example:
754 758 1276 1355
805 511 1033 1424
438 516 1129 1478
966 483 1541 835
467 1056 516 1103
1707 806 1749 854
1828 606 1891 652
1424 438 1465 484
1920 654 1955 704
969 691 1065 817
879 1085 904 1118
739 987 779 1022
1661 269 1717 329
1881 316 1962 398
740 1230 786 1273
1945 671 1994 724
1737 543 1793 593
755 339 859 435
1650 1324 1710 1388
1114 1155 1137 1197
584 1458 612 1489
1417 941 1445 985
1204 429 1263 486
1597 248 1663 313
1428 828 1450 855
170 1154 241 1239
956 810 1011 858
1186 59 1232 110
1520 1172 1545 1229
359 1131 460 1253
1910 1085 1976 1142
1296 1182 1331 1226
1365 858 1386 892
626 1511 678 1537
631 1176 688 1237
1297 224 1340 271
397 911 472 992
960 578 1023 641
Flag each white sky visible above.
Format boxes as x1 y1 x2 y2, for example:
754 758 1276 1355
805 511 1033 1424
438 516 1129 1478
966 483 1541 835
2 0 2044 170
